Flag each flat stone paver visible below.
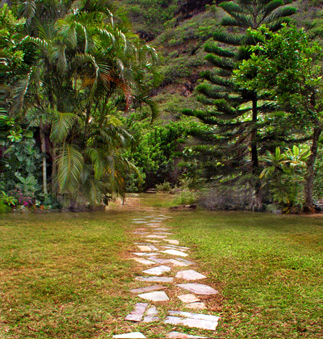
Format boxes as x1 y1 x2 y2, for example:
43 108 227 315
186 302 207 310
146 235 167 239
143 265 171 276
167 332 208 338
132 258 155 265
138 291 169 302
165 311 220 331
137 245 154 252
142 305 160 322
113 332 146 338
175 270 206 281
125 303 148 322
177 283 218 295
162 249 188 257
130 285 166 294
135 276 174 283
164 239 180 245
177 294 200 303
133 252 159 256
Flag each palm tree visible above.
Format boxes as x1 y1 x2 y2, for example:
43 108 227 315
8 0 158 205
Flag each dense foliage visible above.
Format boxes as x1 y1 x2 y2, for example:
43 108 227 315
2 0 323 212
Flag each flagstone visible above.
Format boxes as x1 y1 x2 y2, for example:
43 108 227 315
146 240 160 243
137 246 153 252
175 270 206 281
148 257 172 264
125 303 148 322
186 302 207 310
143 265 171 276
162 249 188 257
177 294 200 303
170 258 193 266
173 258 194 265
142 315 159 322
169 311 219 322
164 316 217 331
146 305 159 316
132 258 156 265
146 235 167 239
135 243 159 251
136 276 174 283
138 291 169 302
133 221 148 224
163 245 190 251
133 252 159 257
169 259 191 267
166 332 208 338
113 332 146 338
130 285 165 294
164 239 180 245
177 283 218 295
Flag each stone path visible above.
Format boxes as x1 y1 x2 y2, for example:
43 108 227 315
113 214 221 339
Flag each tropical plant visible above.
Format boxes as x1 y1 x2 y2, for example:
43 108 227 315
235 24 323 209
5 0 158 206
260 146 310 212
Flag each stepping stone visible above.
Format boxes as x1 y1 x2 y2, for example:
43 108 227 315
133 232 149 235
143 265 171 276
177 283 218 295
162 249 188 257
148 257 172 265
155 228 169 231
136 276 174 283
174 258 194 265
135 243 159 251
125 303 148 322
137 246 153 252
146 240 160 243
139 291 169 302
142 305 160 322
113 333 146 338
163 245 189 251
133 221 148 224
176 270 206 281
170 259 192 267
165 311 220 331
178 294 200 303
133 252 159 257
130 285 166 294
146 235 167 239
164 239 180 245
186 302 207 310
132 258 155 265
167 332 208 338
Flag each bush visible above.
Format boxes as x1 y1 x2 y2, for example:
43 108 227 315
173 189 198 205
156 181 172 192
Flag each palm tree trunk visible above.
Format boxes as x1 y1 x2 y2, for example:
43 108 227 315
250 96 261 209
304 126 322 209
39 118 48 195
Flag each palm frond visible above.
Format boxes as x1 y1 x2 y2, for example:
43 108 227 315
50 111 78 143
57 144 84 193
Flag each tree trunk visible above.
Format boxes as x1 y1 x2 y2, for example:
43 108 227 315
250 96 261 209
304 126 322 209
39 119 48 195
51 145 57 194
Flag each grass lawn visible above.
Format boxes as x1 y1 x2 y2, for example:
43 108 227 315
169 210 323 338
0 196 322 338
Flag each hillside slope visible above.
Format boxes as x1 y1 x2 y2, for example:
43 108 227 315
118 0 323 119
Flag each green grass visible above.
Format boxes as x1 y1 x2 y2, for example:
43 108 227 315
0 211 136 338
170 210 323 338
1 200 323 338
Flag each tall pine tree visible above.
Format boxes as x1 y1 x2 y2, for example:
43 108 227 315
183 0 296 208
